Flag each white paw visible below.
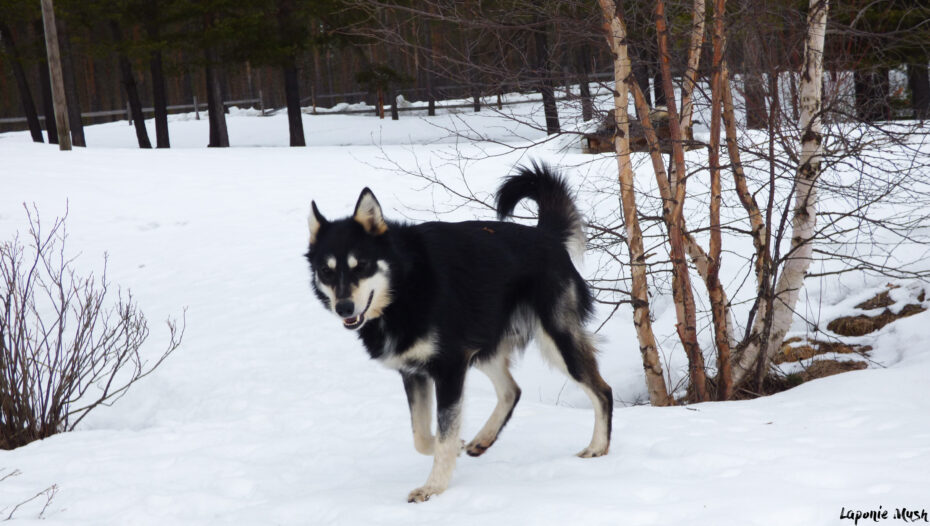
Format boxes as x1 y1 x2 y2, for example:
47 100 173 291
407 485 444 503
576 446 609 458
465 436 494 457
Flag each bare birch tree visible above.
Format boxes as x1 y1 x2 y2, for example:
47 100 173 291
595 0 836 399
730 0 829 388
597 0 672 407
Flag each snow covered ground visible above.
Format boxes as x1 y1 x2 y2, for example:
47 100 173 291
1 99 929 525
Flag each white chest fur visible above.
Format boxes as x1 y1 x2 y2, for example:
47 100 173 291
379 333 437 371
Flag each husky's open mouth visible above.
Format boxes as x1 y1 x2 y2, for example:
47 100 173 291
342 290 375 330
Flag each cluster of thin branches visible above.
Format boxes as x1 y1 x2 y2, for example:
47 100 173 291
0 469 57 521
0 205 184 450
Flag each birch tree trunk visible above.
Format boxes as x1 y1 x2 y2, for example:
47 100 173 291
707 0 732 400
721 60 768 286
655 0 708 402
731 0 829 389
679 0 706 130
597 0 672 407
624 77 740 362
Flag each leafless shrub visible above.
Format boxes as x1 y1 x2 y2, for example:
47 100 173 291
0 205 184 450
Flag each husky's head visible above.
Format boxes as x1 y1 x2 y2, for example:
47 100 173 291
306 188 393 331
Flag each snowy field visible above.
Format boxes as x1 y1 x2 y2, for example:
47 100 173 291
1 98 929 525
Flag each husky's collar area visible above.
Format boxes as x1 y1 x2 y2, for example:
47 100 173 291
305 162 613 503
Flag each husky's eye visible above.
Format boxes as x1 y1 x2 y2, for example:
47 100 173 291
353 259 372 274
317 266 335 281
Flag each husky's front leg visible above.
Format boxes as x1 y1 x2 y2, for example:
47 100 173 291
401 372 435 455
407 366 465 503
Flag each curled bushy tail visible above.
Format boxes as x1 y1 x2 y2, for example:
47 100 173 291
496 162 585 259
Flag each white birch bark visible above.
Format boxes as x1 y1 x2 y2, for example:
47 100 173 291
597 0 672 406
732 0 829 388
679 0 707 130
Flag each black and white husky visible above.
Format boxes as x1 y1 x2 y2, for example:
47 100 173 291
306 163 613 502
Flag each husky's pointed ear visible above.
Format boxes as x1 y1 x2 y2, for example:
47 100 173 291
308 201 328 246
353 188 388 236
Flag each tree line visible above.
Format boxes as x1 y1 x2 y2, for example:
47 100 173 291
1 0 928 149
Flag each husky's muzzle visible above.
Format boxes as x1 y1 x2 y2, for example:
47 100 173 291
342 290 375 330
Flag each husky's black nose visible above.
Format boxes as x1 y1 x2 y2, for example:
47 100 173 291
335 300 355 317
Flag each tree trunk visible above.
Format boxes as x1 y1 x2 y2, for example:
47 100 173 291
854 69 869 121
37 10 71 150
0 21 44 142
36 21 58 144
707 0 732 400
656 0 708 402
204 47 229 148
575 44 594 122
38 60 58 143
907 63 930 120
653 71 666 107
732 0 829 390
679 0 706 130
312 46 322 112
182 64 193 108
722 60 769 288
220 67 231 113
875 67 891 120
423 14 436 116
597 0 673 407
92 57 108 114
149 49 169 147
145 1 169 148
57 17 83 147
110 21 151 149
283 60 306 146
788 68 800 122
740 0 767 130
206 62 218 144
744 73 767 129
533 22 559 135
622 4 740 405
632 62 651 109
855 68 890 122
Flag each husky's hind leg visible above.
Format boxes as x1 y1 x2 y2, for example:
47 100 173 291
536 324 613 458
